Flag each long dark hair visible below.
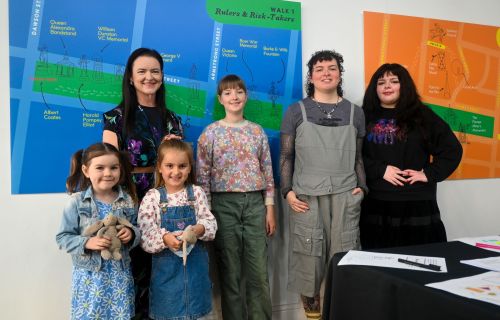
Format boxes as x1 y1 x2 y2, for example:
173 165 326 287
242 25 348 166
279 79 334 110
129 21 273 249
363 63 430 139
154 139 196 188
66 143 137 203
305 50 344 98
119 48 172 136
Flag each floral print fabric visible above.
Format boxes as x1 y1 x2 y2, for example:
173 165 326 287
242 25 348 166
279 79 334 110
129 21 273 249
196 120 275 206
138 185 217 253
70 201 134 320
103 105 183 200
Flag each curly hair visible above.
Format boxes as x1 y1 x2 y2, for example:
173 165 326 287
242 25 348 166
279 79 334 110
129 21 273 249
305 50 344 97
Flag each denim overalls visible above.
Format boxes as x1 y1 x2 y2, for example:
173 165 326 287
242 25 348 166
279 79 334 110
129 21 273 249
149 185 212 320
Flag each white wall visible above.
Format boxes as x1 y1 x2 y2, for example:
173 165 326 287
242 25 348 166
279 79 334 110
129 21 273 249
1 0 499 319
298 0 500 241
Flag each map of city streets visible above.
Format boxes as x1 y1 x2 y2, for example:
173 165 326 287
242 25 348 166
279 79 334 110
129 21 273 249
364 12 500 179
9 0 302 194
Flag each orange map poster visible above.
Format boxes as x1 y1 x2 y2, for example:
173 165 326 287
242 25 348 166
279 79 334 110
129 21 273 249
364 11 500 179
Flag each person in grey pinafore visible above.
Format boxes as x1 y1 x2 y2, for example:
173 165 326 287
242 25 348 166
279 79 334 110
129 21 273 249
279 50 367 320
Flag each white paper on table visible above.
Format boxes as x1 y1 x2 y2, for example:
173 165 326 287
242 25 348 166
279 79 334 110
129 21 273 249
426 271 500 307
461 256 500 272
338 250 447 273
454 235 500 253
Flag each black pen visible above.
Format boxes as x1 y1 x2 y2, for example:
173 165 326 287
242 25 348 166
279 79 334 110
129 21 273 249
397 258 441 271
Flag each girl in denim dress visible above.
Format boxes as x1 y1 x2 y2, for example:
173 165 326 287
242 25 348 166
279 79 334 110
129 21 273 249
138 140 217 320
56 142 140 320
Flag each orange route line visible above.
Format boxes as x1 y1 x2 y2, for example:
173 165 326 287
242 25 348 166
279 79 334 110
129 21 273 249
488 47 500 176
457 24 471 79
460 158 500 167
418 19 430 92
497 61 500 111
474 55 490 90
380 14 390 65
474 87 497 96
496 61 500 141
458 41 500 57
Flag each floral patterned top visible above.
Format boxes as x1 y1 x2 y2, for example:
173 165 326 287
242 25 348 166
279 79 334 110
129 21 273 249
103 105 183 200
138 185 217 253
196 119 275 206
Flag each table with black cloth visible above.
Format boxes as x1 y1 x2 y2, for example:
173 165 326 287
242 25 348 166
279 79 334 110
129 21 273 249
323 241 500 320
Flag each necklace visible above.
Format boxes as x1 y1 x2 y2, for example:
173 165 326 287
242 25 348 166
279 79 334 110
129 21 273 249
312 96 339 119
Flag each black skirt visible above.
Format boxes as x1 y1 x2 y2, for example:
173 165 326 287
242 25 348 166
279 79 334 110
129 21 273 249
360 197 447 250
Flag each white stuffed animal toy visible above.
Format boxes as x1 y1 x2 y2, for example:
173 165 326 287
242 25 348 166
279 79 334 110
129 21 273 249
177 225 198 266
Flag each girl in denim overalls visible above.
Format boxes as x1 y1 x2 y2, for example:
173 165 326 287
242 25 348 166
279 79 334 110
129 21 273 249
138 139 217 320
56 143 140 320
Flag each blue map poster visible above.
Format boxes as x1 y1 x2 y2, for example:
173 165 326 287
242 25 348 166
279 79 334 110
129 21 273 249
9 0 302 194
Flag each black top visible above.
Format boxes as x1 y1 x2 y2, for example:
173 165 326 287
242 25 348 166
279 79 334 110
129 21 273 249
363 107 462 201
103 105 183 199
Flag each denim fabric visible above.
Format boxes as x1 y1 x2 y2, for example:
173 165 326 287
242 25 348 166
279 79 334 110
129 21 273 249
55 186 140 272
149 185 212 320
211 191 272 320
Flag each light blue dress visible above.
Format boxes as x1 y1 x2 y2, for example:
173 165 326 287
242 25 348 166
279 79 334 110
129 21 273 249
71 200 135 320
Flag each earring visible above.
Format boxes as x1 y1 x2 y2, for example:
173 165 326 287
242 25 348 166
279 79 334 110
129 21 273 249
130 80 134 86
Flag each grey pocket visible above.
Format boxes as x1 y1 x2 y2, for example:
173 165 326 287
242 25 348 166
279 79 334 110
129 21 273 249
292 223 323 257
341 192 362 250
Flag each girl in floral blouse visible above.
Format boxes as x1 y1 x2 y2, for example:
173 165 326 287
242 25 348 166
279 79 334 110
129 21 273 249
196 74 276 320
138 139 217 319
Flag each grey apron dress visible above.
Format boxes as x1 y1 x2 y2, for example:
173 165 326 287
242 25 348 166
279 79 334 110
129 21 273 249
288 100 363 297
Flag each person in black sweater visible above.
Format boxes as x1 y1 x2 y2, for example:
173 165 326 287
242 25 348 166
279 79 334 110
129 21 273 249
360 63 463 249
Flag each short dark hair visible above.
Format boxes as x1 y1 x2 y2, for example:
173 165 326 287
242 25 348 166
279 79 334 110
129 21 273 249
305 50 344 97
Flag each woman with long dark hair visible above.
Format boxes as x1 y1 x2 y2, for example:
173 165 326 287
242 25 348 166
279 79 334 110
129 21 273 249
103 48 183 200
360 63 462 249
103 47 183 319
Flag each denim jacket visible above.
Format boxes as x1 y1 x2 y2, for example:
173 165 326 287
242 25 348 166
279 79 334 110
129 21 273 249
55 186 140 272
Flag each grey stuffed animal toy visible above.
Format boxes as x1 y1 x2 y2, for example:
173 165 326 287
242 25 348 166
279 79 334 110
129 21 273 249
83 214 134 260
